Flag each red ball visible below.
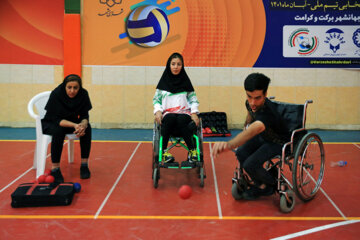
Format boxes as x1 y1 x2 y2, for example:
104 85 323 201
178 185 192 200
45 175 55 183
44 169 52 176
37 175 46 183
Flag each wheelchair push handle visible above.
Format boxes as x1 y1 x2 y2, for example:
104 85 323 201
269 96 313 104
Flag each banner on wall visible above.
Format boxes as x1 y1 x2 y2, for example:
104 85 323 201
83 0 360 68
0 0 358 67
0 0 64 65
257 0 360 67
83 0 266 67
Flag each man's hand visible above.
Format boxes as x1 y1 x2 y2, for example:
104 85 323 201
155 111 163 125
212 141 230 159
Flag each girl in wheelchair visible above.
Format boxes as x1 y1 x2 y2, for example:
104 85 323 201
153 52 200 164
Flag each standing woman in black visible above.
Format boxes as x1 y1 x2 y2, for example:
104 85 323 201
42 74 92 183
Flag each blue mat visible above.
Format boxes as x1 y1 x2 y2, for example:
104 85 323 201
0 127 359 142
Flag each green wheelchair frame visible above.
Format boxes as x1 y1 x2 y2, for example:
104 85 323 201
152 121 205 188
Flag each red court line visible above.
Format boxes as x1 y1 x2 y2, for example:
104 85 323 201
0 141 360 239
98 143 219 217
212 144 347 219
318 144 360 218
0 141 358 219
353 143 360 150
94 142 142 218
0 141 141 216
270 220 360 240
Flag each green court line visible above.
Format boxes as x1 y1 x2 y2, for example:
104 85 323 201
0 215 359 221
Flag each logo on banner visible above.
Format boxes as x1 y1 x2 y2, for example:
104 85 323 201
126 6 169 47
288 28 319 56
98 0 123 17
324 28 345 54
353 28 360 56
353 28 360 47
118 0 180 48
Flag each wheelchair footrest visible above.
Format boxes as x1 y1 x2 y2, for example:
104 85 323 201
180 161 197 169
161 162 180 168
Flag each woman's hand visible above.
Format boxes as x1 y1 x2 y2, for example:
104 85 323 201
191 113 200 126
74 124 86 137
60 119 87 137
74 120 88 137
155 111 163 125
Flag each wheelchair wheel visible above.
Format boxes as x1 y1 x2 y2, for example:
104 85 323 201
152 123 161 178
231 182 243 200
199 167 205 188
153 168 159 188
292 132 325 202
280 190 295 213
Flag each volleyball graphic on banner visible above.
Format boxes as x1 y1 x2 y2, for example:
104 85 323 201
126 5 170 47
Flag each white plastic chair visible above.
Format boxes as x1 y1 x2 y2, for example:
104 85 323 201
28 91 78 178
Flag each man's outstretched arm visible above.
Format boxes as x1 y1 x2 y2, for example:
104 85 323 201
211 120 265 158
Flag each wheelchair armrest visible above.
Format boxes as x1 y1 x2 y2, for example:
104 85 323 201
190 119 203 137
290 128 307 152
153 121 161 142
188 121 197 133
281 141 293 162
154 121 161 131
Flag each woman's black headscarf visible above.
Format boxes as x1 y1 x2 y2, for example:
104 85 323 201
43 74 92 125
156 52 194 93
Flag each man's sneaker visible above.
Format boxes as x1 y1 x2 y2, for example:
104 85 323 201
260 185 276 196
162 151 175 163
242 185 275 200
242 186 261 200
51 168 64 183
188 149 198 163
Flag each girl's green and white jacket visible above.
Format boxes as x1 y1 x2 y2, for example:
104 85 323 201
153 89 199 116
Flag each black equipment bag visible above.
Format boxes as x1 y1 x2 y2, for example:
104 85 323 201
11 182 75 208
199 111 231 137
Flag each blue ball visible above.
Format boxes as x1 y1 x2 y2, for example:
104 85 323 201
74 182 81 193
126 5 170 47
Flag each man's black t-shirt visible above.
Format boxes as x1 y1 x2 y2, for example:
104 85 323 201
246 98 290 144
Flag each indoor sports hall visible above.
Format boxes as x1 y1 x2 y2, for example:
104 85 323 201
1 0 360 239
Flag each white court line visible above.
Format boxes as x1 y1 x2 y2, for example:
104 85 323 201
353 143 360 150
303 168 347 220
0 150 53 193
94 142 141 219
319 187 347 220
209 143 223 219
0 167 33 193
270 220 360 240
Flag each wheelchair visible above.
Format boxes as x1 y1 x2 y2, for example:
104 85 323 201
231 99 325 213
152 119 205 188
